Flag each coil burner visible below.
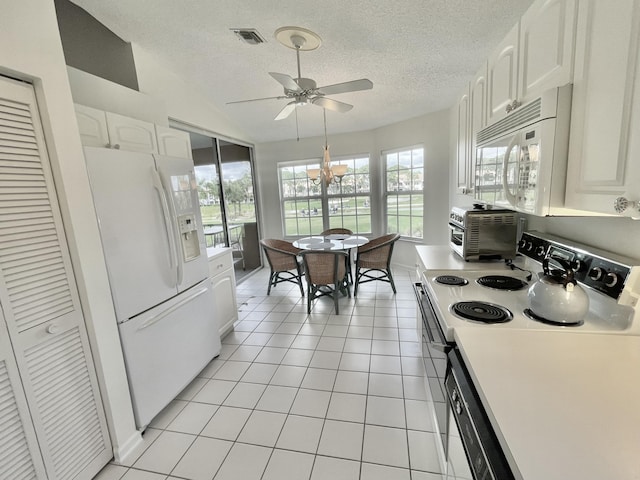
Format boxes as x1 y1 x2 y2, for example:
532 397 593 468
435 275 469 286
451 301 513 324
477 275 527 291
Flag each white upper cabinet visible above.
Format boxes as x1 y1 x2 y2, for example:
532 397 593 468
519 0 577 101
74 104 110 148
470 62 489 193
565 0 640 216
488 23 520 125
105 111 158 153
75 104 158 153
455 84 472 195
156 125 193 159
456 63 488 197
488 0 577 125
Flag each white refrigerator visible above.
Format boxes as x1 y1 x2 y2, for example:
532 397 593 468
84 146 221 429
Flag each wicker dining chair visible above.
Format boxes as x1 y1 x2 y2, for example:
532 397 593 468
320 228 353 236
354 233 401 296
260 239 304 296
301 250 350 314
321 228 354 283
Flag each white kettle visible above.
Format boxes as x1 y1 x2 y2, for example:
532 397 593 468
527 258 589 324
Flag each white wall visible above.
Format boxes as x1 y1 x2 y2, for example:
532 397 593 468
255 109 450 268
132 45 253 144
1 0 140 462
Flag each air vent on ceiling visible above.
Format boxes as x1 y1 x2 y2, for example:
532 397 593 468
231 29 266 45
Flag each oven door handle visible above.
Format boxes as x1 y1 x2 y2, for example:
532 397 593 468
413 283 451 353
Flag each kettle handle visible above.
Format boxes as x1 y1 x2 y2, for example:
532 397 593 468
543 257 576 285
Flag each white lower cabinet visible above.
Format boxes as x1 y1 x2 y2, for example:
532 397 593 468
208 248 238 337
565 0 640 216
1 76 111 479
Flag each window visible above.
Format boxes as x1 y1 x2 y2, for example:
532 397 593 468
279 155 371 236
384 146 424 239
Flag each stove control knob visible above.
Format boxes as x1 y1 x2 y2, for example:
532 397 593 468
571 260 584 273
518 239 527 249
526 241 534 252
535 246 546 257
604 272 620 288
588 267 604 281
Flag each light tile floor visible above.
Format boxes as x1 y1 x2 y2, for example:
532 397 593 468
94 267 444 480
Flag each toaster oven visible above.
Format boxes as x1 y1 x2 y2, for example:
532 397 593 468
449 206 518 260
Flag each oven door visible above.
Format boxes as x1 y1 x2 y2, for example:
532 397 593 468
413 282 452 463
448 222 464 258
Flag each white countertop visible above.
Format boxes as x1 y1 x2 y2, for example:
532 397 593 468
206 246 231 259
416 245 525 272
454 328 640 480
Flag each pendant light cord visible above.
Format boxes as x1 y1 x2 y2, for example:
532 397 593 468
323 108 328 148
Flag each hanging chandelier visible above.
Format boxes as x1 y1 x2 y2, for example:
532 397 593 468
307 109 347 186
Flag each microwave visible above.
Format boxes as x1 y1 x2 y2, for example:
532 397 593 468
474 84 572 216
449 206 518 261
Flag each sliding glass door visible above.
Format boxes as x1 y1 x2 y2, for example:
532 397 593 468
188 132 261 281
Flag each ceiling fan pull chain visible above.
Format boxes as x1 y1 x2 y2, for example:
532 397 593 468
295 107 300 142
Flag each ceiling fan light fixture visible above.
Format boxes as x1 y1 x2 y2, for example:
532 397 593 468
230 28 266 45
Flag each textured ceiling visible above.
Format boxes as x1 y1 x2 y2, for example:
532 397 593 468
70 0 535 143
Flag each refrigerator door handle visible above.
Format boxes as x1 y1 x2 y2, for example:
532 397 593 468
137 285 209 331
158 171 185 287
151 167 179 287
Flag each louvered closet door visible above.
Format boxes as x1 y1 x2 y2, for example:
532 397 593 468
0 309 47 480
0 76 111 479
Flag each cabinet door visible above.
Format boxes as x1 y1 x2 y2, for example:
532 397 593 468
105 111 158 153
455 84 472 195
0 76 111 480
208 250 238 337
0 312 47 480
470 63 489 197
487 23 520 124
519 0 577 104
74 104 110 148
565 0 640 214
156 125 193 159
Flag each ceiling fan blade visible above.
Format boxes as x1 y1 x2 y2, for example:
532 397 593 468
317 79 373 95
274 101 297 120
312 97 353 113
227 95 287 105
269 72 302 93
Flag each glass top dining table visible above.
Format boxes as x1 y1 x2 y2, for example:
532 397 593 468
292 234 369 250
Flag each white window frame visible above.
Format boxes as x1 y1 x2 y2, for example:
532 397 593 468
278 154 371 237
383 145 424 240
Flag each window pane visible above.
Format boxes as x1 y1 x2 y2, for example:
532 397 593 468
384 146 424 240
412 217 424 239
387 215 398 234
355 174 370 193
412 167 424 191
412 194 423 217
283 200 297 218
386 152 399 170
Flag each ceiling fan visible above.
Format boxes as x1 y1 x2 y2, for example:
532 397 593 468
227 26 373 120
